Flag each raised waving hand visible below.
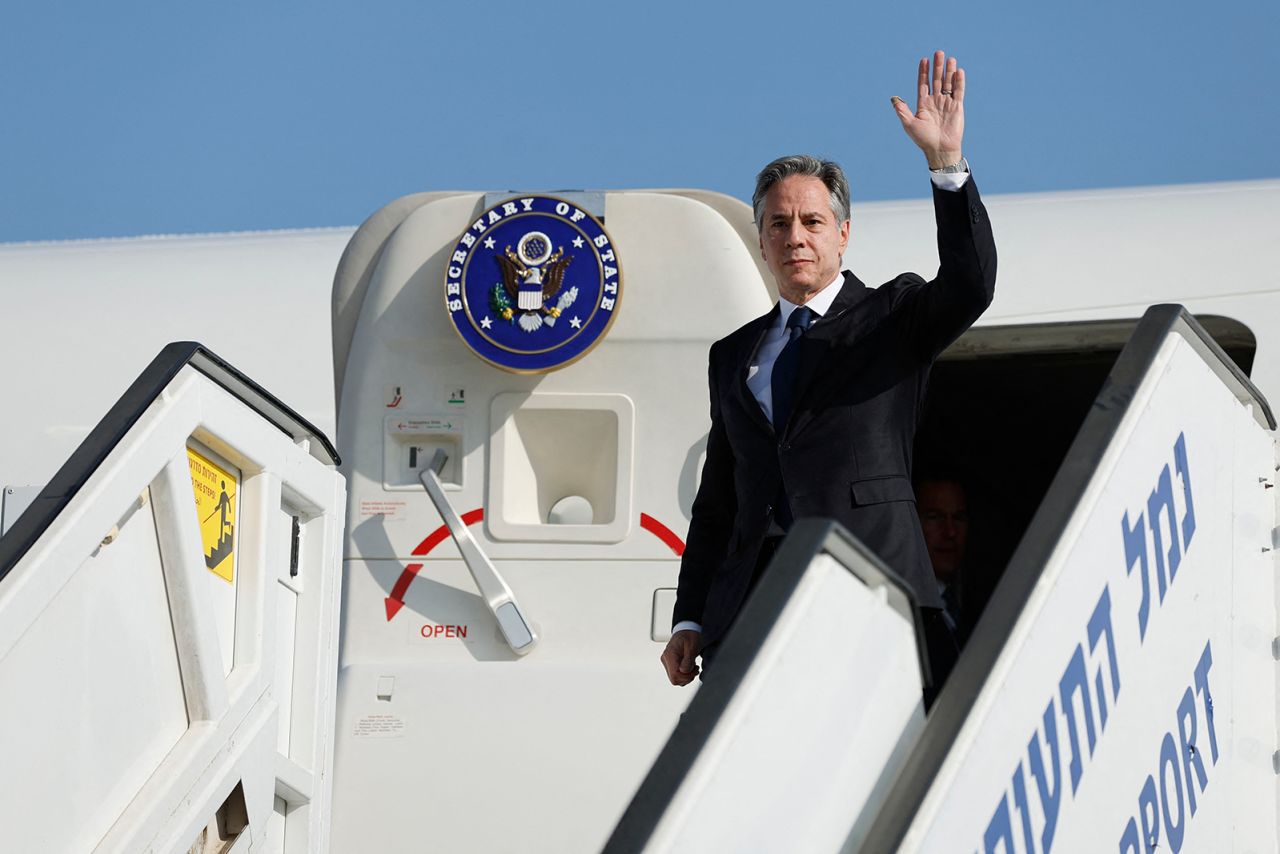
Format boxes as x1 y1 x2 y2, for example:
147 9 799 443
892 50 965 169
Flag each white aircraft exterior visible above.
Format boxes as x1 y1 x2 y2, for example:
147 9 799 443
0 178 1277 854
3 179 1275 505
0 227 352 504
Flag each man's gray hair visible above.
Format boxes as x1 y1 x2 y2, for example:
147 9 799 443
752 154 851 231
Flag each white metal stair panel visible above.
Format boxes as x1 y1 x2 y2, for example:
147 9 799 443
605 523 929 854
0 357 344 854
646 554 924 854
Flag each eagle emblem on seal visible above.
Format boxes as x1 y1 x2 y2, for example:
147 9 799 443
444 194 622 374
491 230 577 332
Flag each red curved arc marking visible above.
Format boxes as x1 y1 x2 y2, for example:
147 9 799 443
385 509 685 622
640 513 686 556
385 508 484 621
410 508 485 556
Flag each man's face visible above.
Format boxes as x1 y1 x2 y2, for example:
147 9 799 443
916 480 970 581
758 175 850 303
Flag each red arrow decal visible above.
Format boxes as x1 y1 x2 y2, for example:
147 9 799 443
384 508 485 621
640 513 686 556
385 566 419 620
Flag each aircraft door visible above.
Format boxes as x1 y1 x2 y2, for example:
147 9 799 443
329 189 773 852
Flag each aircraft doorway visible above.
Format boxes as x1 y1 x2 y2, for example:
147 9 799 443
914 314 1257 641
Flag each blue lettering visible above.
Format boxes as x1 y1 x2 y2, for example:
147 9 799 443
982 585 1126 852
978 432 1203 854
1011 763 1037 854
1147 465 1182 596
1118 641 1217 852
1193 642 1219 763
1123 435 1197 644
1173 432 1196 546
1176 687 1208 816
983 793 1016 854
1118 817 1141 854
1122 510 1152 641
1028 700 1063 852
1087 585 1121 728
1159 732 1186 852
1138 774 1160 853
1059 644 1098 794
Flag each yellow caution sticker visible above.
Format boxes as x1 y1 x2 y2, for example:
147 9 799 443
187 446 238 583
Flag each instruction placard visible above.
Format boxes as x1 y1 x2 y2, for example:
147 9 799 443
188 446 239 583
353 714 406 739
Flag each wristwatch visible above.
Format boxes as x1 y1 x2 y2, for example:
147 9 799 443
930 157 969 174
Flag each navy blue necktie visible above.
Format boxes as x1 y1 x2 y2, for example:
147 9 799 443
770 305 815 432
770 306 814 531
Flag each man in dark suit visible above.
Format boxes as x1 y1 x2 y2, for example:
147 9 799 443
916 474 975 643
661 50 996 686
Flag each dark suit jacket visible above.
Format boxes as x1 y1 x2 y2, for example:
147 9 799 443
674 178 997 646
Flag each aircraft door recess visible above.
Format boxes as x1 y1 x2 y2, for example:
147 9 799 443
912 314 1257 637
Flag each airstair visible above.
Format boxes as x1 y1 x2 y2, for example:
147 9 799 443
607 305 1280 853
0 344 345 853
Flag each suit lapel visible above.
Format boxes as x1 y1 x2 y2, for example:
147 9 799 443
731 306 778 436
786 272 869 438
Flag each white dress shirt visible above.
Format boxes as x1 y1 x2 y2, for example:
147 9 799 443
671 168 970 640
746 272 845 422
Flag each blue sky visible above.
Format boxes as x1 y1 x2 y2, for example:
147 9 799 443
3 0 1276 241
